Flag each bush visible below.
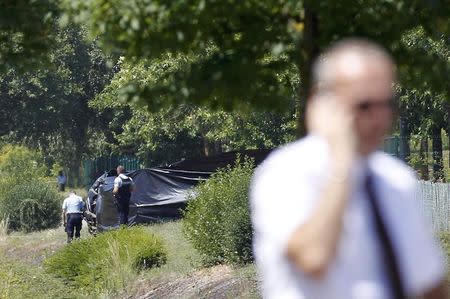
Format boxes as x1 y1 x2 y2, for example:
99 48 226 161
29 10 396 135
183 158 254 265
0 145 61 233
44 226 167 293
0 179 61 232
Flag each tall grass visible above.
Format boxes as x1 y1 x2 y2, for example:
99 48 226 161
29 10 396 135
0 269 14 299
101 240 137 298
2 220 261 298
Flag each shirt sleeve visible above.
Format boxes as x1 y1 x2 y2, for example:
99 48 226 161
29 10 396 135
114 177 122 188
62 199 67 210
250 160 320 253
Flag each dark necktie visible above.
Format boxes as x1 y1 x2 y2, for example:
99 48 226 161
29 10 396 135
365 173 407 299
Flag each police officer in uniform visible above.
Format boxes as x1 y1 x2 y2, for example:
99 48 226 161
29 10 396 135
113 165 135 225
62 191 85 243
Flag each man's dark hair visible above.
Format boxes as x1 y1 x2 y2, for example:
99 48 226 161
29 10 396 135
117 165 125 174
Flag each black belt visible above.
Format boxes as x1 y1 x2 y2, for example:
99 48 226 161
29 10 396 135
67 212 83 214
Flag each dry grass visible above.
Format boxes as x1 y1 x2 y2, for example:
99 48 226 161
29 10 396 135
2 222 88 265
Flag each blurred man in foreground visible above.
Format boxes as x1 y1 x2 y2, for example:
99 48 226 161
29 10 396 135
250 39 448 299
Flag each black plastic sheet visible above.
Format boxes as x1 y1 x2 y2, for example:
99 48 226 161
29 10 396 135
88 149 271 231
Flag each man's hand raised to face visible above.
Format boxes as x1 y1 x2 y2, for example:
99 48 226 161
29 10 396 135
306 94 357 170
286 93 360 278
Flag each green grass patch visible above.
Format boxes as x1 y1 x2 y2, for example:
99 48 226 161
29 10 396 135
44 226 167 295
0 255 79 299
143 221 202 278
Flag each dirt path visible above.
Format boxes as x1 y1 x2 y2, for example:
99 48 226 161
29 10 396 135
132 265 259 299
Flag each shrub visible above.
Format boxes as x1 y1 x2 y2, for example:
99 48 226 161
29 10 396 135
183 158 254 265
0 145 61 232
44 226 167 293
0 179 61 232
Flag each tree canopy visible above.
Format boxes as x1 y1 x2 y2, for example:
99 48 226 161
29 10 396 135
0 0 60 71
91 59 295 166
60 0 450 134
0 24 113 183
2 1 450 182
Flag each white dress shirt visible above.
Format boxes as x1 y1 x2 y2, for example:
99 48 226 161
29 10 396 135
250 135 446 299
62 193 84 214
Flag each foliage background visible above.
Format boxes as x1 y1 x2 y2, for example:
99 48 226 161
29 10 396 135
3 1 450 182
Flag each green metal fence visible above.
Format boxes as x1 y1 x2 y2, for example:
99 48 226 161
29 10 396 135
81 136 445 188
82 156 143 188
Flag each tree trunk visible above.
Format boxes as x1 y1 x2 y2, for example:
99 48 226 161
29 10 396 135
419 137 429 180
431 126 444 181
68 161 80 188
295 3 319 138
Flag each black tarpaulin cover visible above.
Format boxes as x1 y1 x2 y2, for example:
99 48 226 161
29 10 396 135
88 149 271 232
91 168 210 232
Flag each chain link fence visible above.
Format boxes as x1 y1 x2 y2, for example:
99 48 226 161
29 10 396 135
418 181 450 232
